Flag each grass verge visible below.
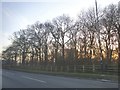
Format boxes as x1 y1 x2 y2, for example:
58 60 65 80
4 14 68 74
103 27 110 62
5 67 118 82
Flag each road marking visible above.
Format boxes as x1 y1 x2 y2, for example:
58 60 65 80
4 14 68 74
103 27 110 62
22 76 47 83
101 79 110 82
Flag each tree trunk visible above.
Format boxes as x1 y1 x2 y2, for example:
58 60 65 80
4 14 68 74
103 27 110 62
45 44 48 65
38 48 41 64
22 51 25 65
62 37 65 65
14 52 17 64
118 28 120 64
55 41 58 65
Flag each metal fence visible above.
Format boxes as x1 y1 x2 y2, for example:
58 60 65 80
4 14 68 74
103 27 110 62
3 64 118 75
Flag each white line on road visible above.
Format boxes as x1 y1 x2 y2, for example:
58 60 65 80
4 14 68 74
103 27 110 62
22 76 47 83
101 79 110 82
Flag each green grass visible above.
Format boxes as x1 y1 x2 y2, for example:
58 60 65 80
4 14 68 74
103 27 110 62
5 67 118 82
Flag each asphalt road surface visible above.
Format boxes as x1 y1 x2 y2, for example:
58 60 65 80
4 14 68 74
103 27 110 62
0 69 2 89
2 69 118 88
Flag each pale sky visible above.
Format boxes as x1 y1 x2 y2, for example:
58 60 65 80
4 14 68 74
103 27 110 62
0 0 119 53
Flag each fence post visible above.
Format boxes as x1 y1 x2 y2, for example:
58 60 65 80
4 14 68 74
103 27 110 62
74 65 76 72
83 65 85 72
41 65 42 71
51 66 52 72
67 66 69 72
92 64 95 72
44 66 45 71
61 66 63 72
55 66 57 72
45 66 47 71
39 66 41 71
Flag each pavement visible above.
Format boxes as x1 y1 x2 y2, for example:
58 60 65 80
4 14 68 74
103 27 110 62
2 69 118 88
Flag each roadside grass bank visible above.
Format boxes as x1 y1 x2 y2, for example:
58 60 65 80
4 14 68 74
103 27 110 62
3 66 118 82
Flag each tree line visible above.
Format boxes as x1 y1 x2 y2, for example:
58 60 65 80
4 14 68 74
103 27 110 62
2 2 120 67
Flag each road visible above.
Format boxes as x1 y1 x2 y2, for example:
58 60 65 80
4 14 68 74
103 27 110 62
0 69 2 89
2 69 118 88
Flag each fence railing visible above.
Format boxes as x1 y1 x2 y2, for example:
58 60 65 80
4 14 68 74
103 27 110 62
3 64 118 75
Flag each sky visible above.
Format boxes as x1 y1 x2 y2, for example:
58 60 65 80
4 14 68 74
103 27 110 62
0 0 119 53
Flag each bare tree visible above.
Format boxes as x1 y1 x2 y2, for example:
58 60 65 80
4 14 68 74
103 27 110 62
52 14 73 65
